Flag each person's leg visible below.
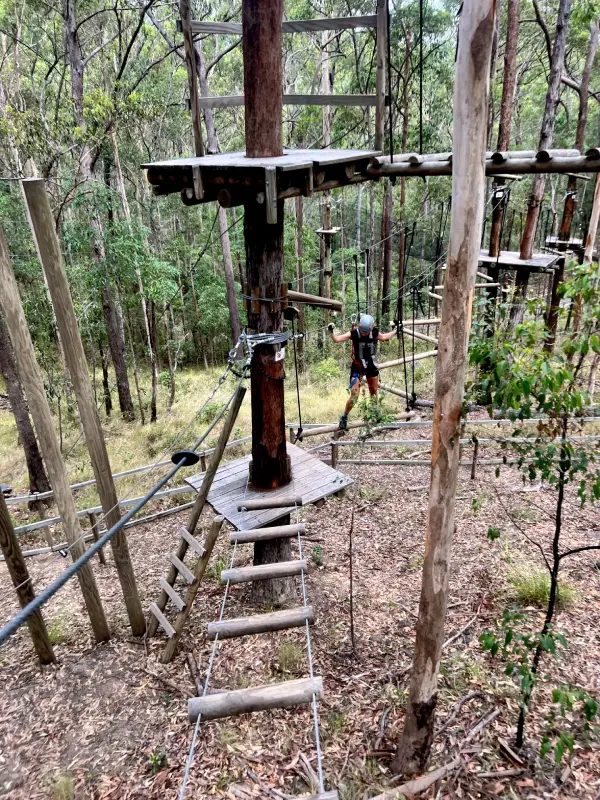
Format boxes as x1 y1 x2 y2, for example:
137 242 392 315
367 375 379 396
341 374 361 428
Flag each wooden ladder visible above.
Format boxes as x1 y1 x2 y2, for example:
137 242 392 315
149 515 224 662
188 495 338 798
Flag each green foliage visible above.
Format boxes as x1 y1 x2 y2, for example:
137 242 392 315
147 748 168 775
158 370 171 389
50 776 74 800
542 686 599 764
312 357 342 388
356 395 394 430
277 642 303 674
487 526 502 541
311 544 324 567
480 609 567 699
509 568 575 610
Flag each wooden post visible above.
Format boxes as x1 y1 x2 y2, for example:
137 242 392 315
161 515 224 663
88 512 106 565
375 0 387 152
22 179 146 637
180 0 204 158
0 223 110 643
148 386 246 637
0 492 56 664
392 0 495 777
583 173 600 264
544 256 565 352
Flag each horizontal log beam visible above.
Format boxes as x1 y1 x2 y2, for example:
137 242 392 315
189 15 377 35
188 676 324 721
196 94 377 109
377 349 438 370
230 523 306 543
371 154 600 178
288 289 343 312
237 495 303 511
207 606 314 640
221 560 307 585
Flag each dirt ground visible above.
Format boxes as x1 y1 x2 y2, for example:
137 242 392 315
1 421 599 799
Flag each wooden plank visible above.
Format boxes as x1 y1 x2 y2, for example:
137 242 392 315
237 495 303 511
477 249 559 269
188 676 323 721
429 291 443 301
143 148 380 170
150 602 176 638
196 94 377 108
230 523 306 543
190 16 377 35
287 289 343 311
179 526 206 556
159 578 186 611
264 166 278 224
170 553 196 585
402 327 439 345
207 605 313 639
377 350 438 371
221 559 307 585
283 15 376 32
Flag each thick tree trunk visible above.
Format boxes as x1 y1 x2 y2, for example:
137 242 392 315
393 0 495 777
497 0 520 152
243 0 293 607
520 0 573 260
0 314 51 499
558 22 598 243
101 283 135 420
148 299 158 423
295 196 305 371
99 343 112 416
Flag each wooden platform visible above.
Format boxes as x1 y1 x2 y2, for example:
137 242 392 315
143 148 380 206
185 443 353 530
478 249 560 272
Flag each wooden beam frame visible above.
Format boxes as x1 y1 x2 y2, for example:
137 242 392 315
196 94 377 109
188 15 377 35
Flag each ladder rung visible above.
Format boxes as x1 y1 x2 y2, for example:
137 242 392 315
179 526 206 556
188 676 323 721
207 605 314 640
170 553 196 585
306 793 339 800
237 494 303 511
221 559 306 585
149 602 175 637
230 523 306 544
159 578 186 611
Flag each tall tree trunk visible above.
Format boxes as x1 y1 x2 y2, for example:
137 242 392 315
101 283 135 420
393 0 495 777
295 196 305 371
65 0 134 418
99 342 112 416
520 0 573 260
496 0 520 153
164 312 176 411
558 21 599 243
124 307 146 424
486 0 503 146
193 36 242 345
148 299 158 423
0 314 51 499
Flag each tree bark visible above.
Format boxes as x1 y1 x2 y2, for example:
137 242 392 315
101 282 135 420
295 196 305 371
99 342 112 416
393 0 495 777
148 299 158 423
497 0 520 152
381 181 393 320
558 22 599 243
520 0 573 260
0 314 51 500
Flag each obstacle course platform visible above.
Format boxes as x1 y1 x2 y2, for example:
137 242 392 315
478 249 560 272
185 442 352 530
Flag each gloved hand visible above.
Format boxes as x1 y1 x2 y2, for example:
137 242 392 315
327 323 335 333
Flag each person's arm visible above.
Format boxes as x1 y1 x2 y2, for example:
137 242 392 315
378 327 396 342
328 324 351 344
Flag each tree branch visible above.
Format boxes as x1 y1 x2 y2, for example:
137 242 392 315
532 0 552 65
115 0 156 84
492 483 552 573
205 38 242 75
559 543 600 560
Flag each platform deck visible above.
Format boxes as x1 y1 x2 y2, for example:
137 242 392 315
478 249 560 272
185 443 353 530
142 148 380 172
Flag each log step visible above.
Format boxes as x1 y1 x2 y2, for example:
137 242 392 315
188 676 323 721
159 578 186 611
207 605 314 640
170 553 195 584
221 559 307 585
230 523 306 544
237 495 303 511
179 526 206 556
149 602 175 637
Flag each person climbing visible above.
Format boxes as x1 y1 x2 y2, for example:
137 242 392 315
328 314 396 431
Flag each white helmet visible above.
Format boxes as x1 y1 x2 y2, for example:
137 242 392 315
358 314 374 334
